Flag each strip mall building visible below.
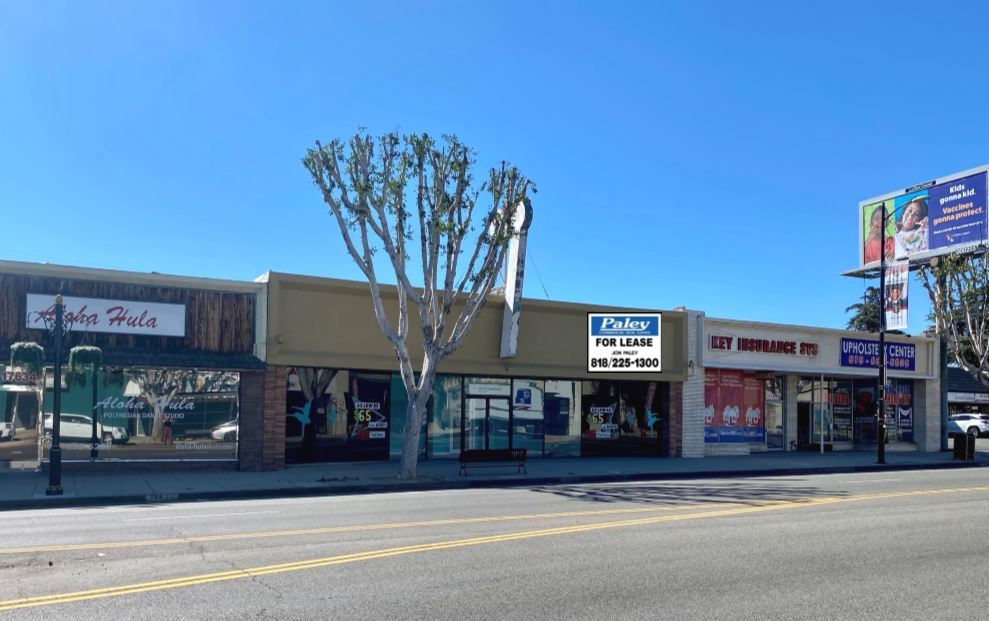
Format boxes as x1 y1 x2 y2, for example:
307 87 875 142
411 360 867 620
0 260 941 472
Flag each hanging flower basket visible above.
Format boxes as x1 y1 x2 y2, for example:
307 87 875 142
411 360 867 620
68 345 103 372
68 346 103 387
10 342 44 374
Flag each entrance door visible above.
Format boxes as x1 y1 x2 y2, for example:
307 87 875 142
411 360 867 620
465 397 510 450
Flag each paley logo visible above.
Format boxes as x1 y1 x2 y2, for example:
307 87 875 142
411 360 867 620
591 315 658 336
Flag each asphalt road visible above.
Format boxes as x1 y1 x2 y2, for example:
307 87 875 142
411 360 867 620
0 468 987 620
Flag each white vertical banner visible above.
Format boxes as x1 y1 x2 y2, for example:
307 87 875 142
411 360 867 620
884 260 909 331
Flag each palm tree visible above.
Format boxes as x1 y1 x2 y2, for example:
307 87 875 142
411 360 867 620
846 286 881 332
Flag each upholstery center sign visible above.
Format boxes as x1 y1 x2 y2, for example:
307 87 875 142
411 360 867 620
840 337 916 371
587 313 662 373
25 294 186 337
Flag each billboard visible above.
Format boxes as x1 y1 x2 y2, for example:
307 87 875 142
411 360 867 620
859 166 989 268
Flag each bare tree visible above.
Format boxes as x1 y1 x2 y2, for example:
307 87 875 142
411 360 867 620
303 132 534 478
919 253 989 386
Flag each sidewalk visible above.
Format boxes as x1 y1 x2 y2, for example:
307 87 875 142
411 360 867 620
2 449 986 511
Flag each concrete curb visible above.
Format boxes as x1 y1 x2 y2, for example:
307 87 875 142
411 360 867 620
2 460 986 512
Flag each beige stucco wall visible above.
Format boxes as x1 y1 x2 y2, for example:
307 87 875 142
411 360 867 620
264 272 687 382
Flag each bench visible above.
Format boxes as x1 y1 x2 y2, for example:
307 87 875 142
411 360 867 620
459 448 527 476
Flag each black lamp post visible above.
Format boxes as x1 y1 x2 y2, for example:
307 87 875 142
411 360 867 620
46 294 65 496
877 202 888 465
875 199 912 465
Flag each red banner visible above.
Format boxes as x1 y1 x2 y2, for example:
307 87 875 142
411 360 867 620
742 375 764 428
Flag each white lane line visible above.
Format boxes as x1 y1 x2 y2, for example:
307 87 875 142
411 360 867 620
122 510 280 522
842 478 902 484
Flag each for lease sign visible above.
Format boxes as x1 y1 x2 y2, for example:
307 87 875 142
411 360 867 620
587 313 662 373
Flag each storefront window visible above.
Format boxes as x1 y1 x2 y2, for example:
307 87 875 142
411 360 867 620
704 370 766 445
544 380 581 456
850 378 913 444
764 377 785 450
582 380 665 456
428 375 462 458
388 374 425 459
511 379 544 456
464 378 510 451
286 368 391 463
797 378 832 446
43 367 239 462
1 368 42 464
831 380 854 442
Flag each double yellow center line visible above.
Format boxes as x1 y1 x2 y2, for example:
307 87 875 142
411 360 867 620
1 485 987 612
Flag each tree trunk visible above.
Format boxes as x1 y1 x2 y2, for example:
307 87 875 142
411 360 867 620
398 397 423 479
150 399 165 441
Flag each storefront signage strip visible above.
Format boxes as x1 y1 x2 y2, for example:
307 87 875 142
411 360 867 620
948 391 989 404
708 335 819 357
25 294 186 337
839 337 916 371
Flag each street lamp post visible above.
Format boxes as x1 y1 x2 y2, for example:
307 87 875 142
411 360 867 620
46 294 65 496
877 203 888 465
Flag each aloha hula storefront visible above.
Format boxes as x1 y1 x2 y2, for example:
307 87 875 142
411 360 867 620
0 260 267 471
687 315 940 455
258 272 689 468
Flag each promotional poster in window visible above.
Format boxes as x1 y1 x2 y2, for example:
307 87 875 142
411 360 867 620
704 369 766 443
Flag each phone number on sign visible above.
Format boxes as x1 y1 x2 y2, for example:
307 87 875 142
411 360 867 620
589 357 660 369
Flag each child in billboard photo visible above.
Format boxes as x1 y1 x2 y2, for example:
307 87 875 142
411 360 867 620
863 206 894 264
894 196 929 257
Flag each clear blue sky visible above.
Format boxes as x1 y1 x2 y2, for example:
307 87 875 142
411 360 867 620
2 0 987 332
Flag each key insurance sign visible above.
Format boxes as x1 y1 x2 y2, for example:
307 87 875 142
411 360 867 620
587 313 662 373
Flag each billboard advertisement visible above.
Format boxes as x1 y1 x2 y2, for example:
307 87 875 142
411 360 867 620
859 166 989 268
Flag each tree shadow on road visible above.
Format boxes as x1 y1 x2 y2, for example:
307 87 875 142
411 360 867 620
529 479 849 507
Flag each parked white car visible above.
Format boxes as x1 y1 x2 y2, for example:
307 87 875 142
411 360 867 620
947 414 989 438
0 421 15 441
211 420 238 442
43 413 129 444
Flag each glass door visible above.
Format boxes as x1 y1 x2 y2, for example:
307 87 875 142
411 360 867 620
465 397 510 450
764 377 785 450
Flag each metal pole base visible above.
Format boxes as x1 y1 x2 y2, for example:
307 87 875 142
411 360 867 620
48 446 63 495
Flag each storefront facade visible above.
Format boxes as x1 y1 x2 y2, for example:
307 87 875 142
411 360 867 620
0 261 267 470
1 260 949 472
259 272 688 468
679 314 940 456
946 367 989 416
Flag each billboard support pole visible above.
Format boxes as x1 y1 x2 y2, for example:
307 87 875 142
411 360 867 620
877 203 888 465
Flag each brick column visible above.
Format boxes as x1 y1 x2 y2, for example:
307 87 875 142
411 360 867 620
668 382 683 456
261 365 288 470
238 370 265 471
681 310 705 457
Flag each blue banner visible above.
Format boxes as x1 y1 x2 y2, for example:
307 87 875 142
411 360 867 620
840 338 916 371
